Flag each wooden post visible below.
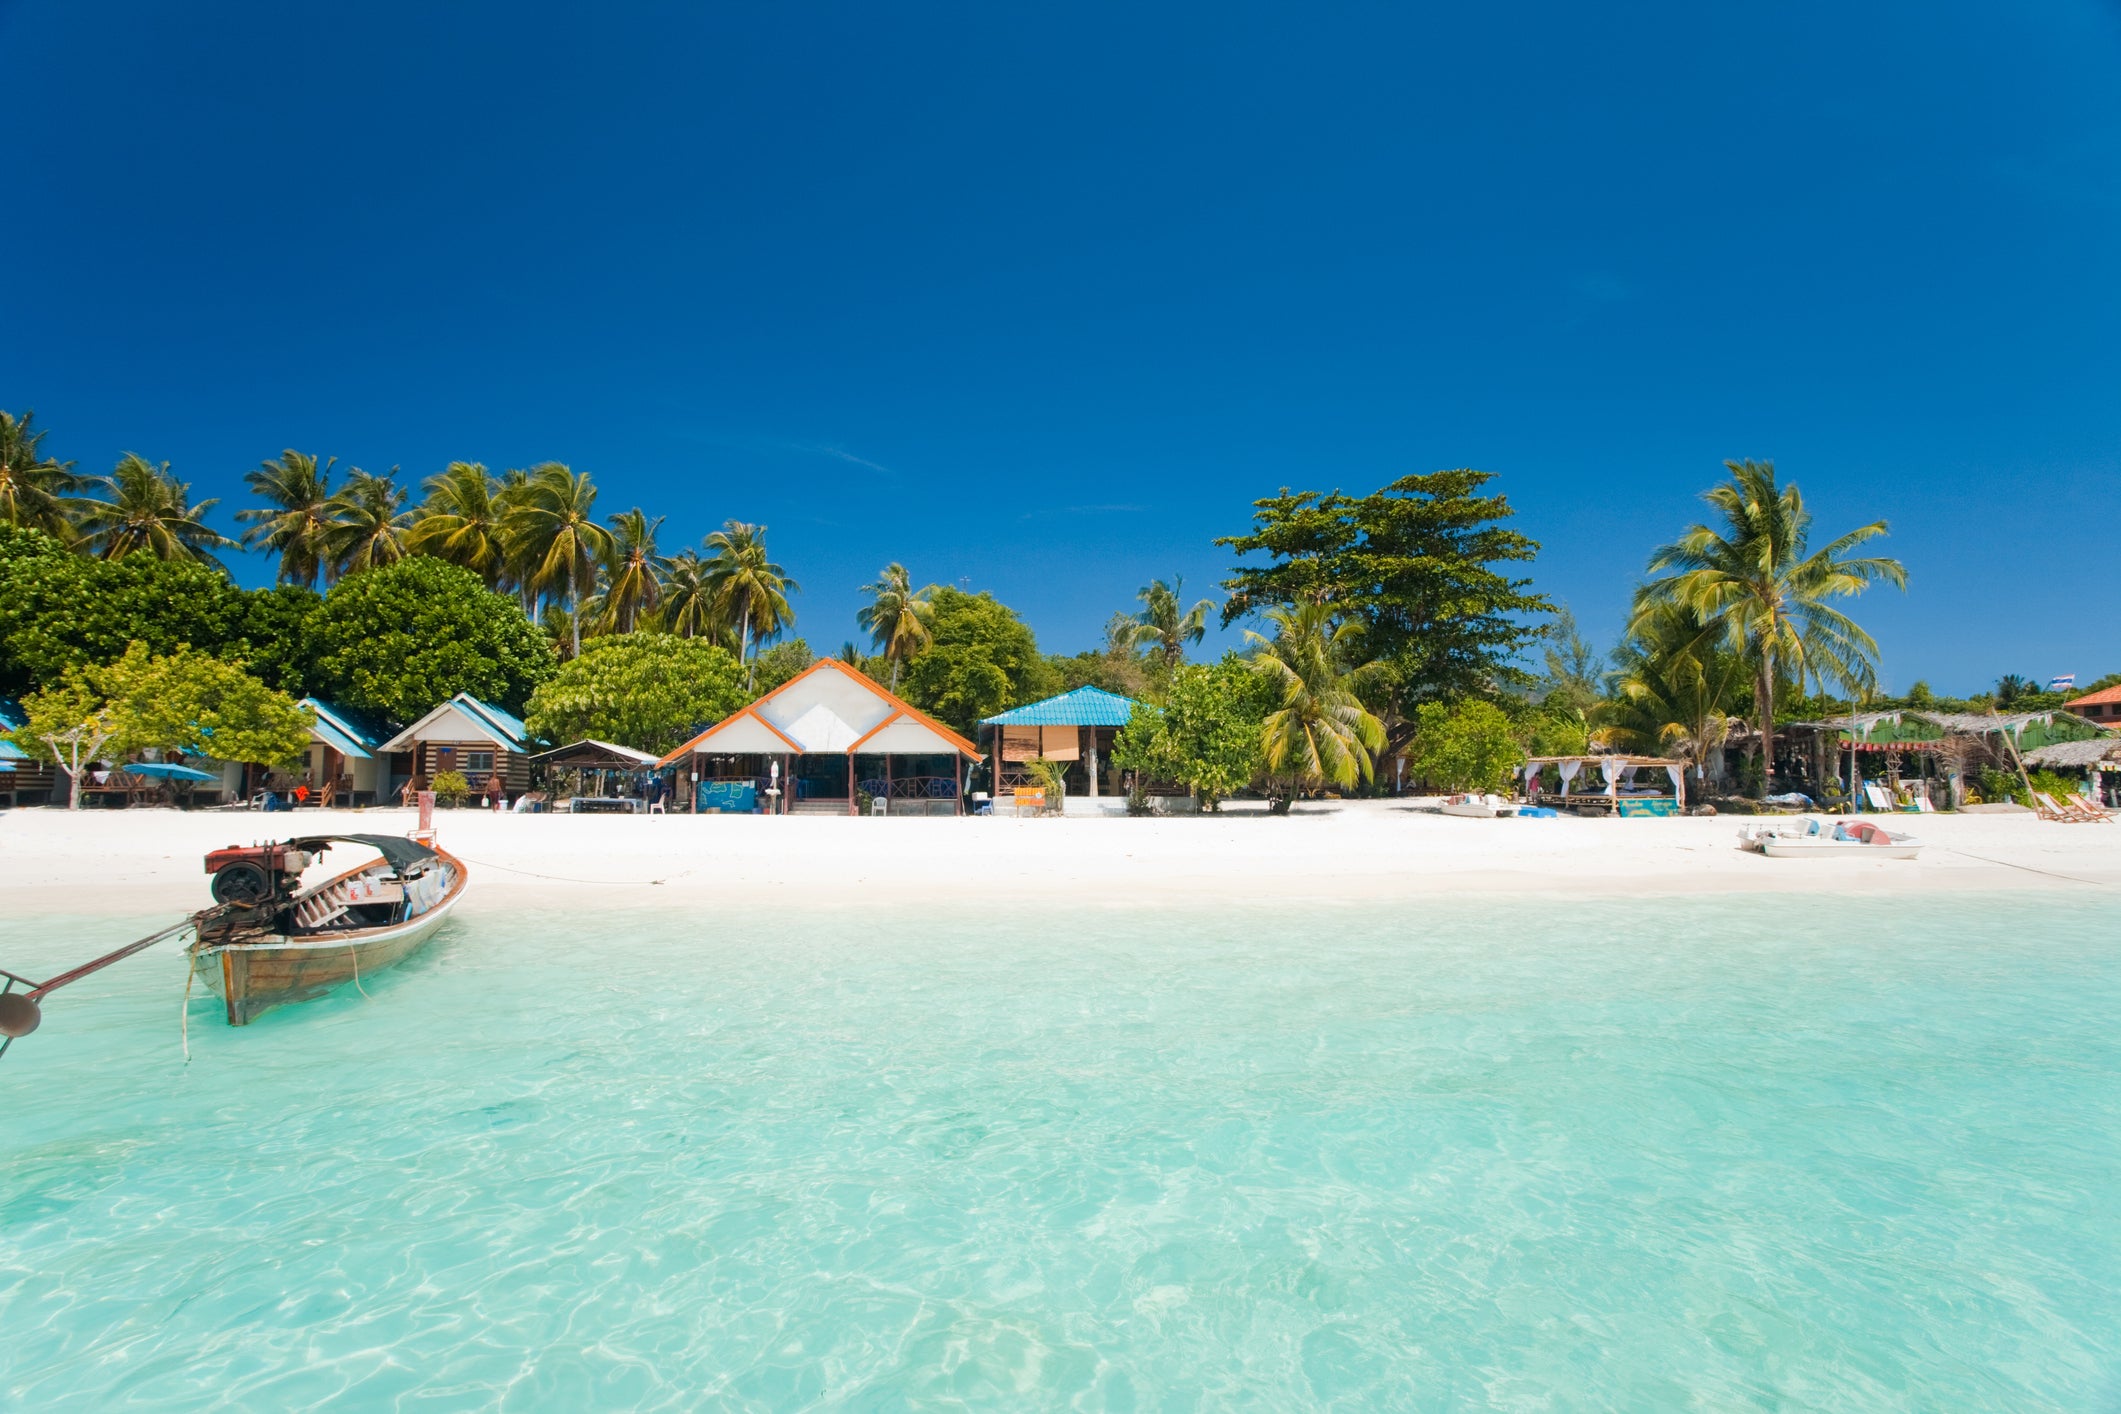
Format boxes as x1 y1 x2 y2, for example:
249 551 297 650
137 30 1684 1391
847 750 857 816
954 753 964 815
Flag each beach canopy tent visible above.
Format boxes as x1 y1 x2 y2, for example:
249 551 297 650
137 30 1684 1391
1520 753 1689 813
981 685 1140 800
658 659 983 815
376 694 535 800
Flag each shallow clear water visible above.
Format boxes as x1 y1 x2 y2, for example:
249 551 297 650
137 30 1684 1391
3 895 2118 1411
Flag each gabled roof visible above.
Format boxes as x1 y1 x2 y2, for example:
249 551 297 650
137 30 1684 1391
982 685 1141 728
376 693 532 755
660 658 982 765
298 698 382 760
530 739 662 769
2066 684 2121 709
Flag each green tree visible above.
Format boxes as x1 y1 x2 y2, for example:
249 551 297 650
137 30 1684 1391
237 450 338 588
1406 698 1523 794
751 638 816 695
0 410 80 539
594 509 670 634
524 633 747 753
508 463 612 659
0 530 250 695
703 520 797 685
8 643 310 806
324 469 413 579
855 563 933 690
898 588 1051 735
1247 602 1385 801
113 643 314 765
74 454 233 567
1636 459 1906 798
1112 657 1269 810
10 670 126 810
408 461 510 586
1129 575 1217 667
307 557 556 722
236 584 325 698
1218 470 1550 754
1539 604 1606 714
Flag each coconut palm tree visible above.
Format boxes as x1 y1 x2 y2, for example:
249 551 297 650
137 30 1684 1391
1603 597 1751 799
1246 602 1385 800
660 549 722 641
506 463 612 658
492 467 539 613
408 461 509 585
1130 576 1217 667
0 409 80 539
703 520 797 687
323 469 412 579
73 454 232 567
596 508 669 634
1636 459 1905 798
854 562 932 689
237 449 338 588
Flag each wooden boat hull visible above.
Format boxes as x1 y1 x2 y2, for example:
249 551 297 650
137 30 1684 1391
192 846 466 1026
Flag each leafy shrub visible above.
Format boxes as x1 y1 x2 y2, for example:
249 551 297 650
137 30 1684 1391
1407 699 1521 793
430 770 472 806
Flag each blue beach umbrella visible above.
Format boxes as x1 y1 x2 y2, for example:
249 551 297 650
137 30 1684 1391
119 762 219 782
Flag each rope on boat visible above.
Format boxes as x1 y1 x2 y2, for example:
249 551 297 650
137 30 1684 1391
445 855 696 887
349 945 370 999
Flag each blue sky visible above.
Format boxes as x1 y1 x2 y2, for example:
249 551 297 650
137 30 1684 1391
6 2 2118 692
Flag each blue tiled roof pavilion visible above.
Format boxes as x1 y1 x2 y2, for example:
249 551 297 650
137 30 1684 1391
981 685 1140 728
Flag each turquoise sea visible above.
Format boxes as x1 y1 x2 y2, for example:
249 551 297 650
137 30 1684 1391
2 895 2118 1411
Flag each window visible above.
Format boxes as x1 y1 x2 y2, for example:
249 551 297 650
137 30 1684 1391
465 751 495 775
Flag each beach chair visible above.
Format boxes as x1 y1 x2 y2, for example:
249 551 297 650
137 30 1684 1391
2061 793 2113 823
2033 792 2088 824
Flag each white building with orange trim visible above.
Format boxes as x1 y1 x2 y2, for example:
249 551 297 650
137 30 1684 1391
658 658 983 815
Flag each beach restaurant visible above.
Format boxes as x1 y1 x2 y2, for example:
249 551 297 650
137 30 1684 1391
980 685 1138 802
659 659 983 815
1520 753 1689 814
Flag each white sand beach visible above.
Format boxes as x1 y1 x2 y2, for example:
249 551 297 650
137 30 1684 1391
5 801 2116 915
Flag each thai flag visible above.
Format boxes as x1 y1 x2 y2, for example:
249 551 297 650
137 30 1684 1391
2050 674 2076 691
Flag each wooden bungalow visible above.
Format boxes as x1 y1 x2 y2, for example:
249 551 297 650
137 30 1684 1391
290 698 389 806
375 694 534 803
658 659 982 816
0 700 57 807
980 686 1138 804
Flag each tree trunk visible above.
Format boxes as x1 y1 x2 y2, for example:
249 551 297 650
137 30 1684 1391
741 607 754 690
1755 664 1775 799
570 587 581 659
889 658 900 691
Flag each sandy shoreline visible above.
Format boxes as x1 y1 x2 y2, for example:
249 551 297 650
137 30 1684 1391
4 799 2117 917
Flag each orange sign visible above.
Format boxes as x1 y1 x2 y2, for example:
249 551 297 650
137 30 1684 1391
1013 787 1045 811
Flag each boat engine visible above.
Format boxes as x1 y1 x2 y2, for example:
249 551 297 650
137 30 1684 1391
203 843 317 907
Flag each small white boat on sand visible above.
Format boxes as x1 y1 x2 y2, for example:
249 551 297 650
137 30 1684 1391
1440 793 1519 818
1738 816 1922 860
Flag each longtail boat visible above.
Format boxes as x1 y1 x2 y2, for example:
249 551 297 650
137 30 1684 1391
0 833 467 1056
190 834 468 1025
